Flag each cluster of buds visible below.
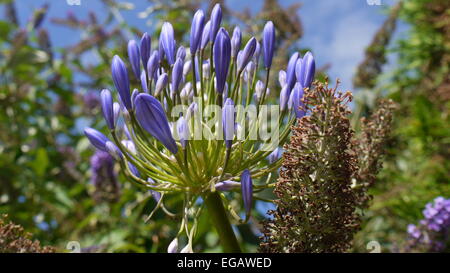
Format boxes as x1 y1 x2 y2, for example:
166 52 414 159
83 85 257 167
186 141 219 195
405 197 450 252
84 4 315 252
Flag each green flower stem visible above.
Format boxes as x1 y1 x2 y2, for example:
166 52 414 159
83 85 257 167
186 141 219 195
204 192 241 253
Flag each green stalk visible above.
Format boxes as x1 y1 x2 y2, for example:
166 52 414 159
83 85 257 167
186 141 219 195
204 192 241 253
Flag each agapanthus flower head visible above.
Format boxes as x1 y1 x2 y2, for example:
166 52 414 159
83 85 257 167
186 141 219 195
86 6 309 252
190 10 205 55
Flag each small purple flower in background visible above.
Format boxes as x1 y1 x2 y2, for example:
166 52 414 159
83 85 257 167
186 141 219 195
83 91 100 112
405 196 450 252
90 150 120 203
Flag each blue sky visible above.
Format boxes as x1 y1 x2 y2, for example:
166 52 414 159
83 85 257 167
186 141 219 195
3 0 405 92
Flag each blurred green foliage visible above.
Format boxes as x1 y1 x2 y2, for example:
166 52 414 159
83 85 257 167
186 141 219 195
353 0 450 252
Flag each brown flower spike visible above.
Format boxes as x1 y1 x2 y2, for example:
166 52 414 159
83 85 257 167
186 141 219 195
260 81 360 253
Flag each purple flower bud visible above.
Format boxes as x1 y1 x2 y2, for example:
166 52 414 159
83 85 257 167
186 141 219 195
241 169 253 217
279 85 289 112
127 40 141 80
215 180 241 191
237 37 257 72
176 46 186 61
140 70 148 93
134 94 178 154
254 80 265 102
105 141 122 160
268 147 282 164
147 51 159 80
253 40 261 63
222 98 235 149
214 28 231 94
278 70 286 87
84 127 110 152
183 60 192 77
131 89 139 108
186 102 198 120
111 55 132 110
262 21 275 69
209 4 222 42
121 139 137 155
289 83 305 118
140 32 151 69
231 27 242 58
172 58 184 92
177 116 189 149
285 52 299 92
295 58 304 86
100 89 115 130
200 20 211 50
128 162 140 177
160 22 176 65
167 238 178 253
302 51 315 88
190 10 205 55
113 102 121 127
155 73 168 96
